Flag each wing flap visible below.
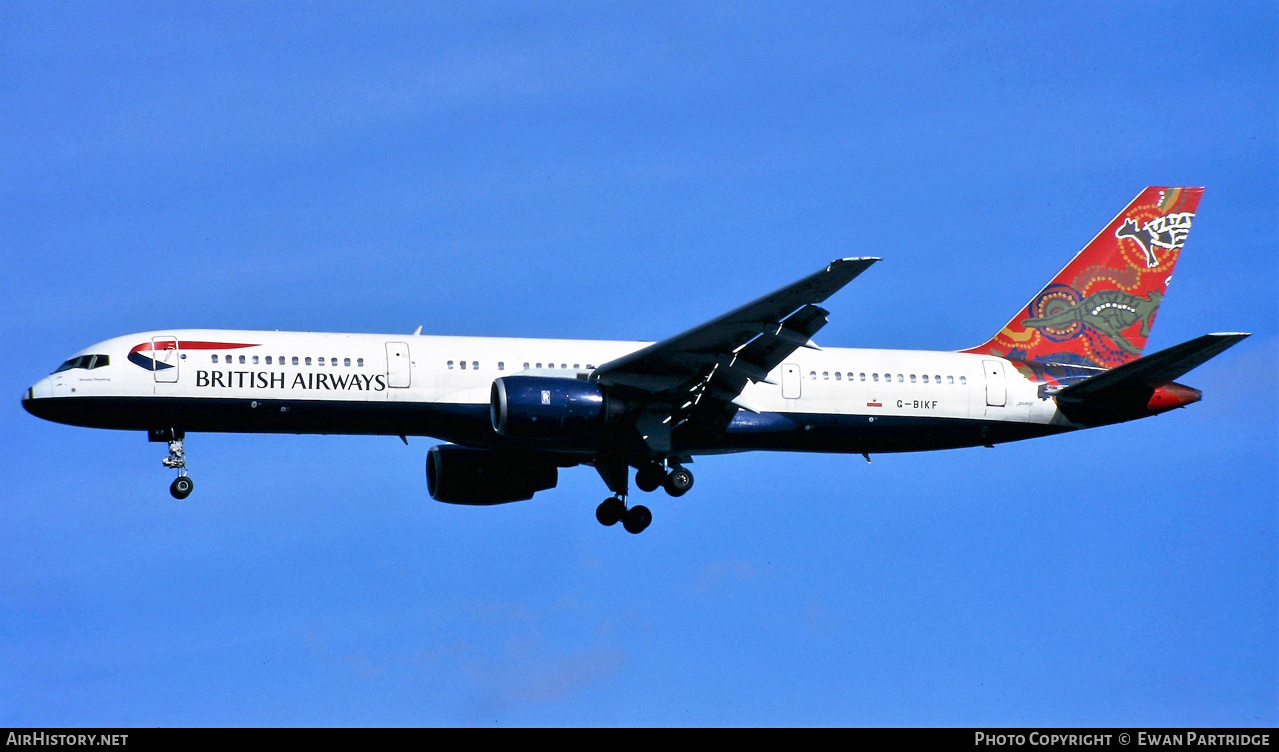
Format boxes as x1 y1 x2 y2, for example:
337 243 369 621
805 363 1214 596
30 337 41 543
594 258 878 392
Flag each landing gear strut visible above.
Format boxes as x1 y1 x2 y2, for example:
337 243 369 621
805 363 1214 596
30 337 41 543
160 434 193 499
594 459 652 534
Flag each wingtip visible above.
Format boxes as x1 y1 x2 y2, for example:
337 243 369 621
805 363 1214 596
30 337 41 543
829 256 882 272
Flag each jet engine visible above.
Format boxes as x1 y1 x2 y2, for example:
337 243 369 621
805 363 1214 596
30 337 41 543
490 376 620 438
426 444 558 505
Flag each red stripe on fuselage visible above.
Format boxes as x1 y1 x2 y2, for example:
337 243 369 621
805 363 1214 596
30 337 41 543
129 341 259 354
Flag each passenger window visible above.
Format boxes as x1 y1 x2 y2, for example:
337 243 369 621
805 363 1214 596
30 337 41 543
357 358 364 367
523 362 530 369
460 361 466 370
292 357 299 365
573 364 580 369
473 361 479 370
498 362 505 371
239 355 246 364
947 375 954 384
860 373 866 381
252 356 259 364
317 357 324 366
265 356 272 365
212 354 219 363
922 375 929 384
447 361 454 369
344 358 350 367
548 363 555 369
536 363 542 368
910 374 916 383
960 376 967 385
935 375 941 383
561 364 566 369
809 371 817 380
822 372 829 380
305 357 311 366
835 372 841 381
329 358 336 366
897 374 904 383
586 364 594 370
873 373 879 382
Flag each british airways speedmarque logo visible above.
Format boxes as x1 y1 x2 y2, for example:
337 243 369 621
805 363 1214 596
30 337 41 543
127 340 258 371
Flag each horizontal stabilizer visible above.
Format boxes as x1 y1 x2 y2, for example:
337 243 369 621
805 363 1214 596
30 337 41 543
1058 332 1250 400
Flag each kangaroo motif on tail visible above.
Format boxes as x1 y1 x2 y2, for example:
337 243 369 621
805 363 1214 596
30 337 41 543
1115 212 1195 268
963 187 1203 369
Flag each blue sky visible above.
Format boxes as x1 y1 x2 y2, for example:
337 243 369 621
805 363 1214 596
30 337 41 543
2 1 1275 726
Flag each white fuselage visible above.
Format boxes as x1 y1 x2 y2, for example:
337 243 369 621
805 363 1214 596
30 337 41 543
26 329 1067 451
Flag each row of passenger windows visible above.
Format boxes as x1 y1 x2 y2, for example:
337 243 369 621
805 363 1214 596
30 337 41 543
54 354 109 373
211 354 364 367
810 370 967 385
446 361 596 371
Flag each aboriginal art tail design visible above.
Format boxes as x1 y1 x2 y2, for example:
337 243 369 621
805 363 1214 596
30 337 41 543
963 187 1203 369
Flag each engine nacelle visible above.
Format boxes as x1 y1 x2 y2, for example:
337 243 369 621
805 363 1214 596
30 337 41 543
490 376 615 438
426 444 558 505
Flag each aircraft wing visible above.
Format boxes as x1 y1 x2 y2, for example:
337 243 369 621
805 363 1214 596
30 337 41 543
592 257 879 450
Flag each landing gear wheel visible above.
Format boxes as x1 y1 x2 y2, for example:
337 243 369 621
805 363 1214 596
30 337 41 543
622 504 652 534
170 475 194 500
663 467 694 497
596 497 625 527
635 462 664 493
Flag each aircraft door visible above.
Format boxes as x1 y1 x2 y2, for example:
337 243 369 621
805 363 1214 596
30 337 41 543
386 342 411 388
781 363 801 399
982 359 1007 407
152 336 179 383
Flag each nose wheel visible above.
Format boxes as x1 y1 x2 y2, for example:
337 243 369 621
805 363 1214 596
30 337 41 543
170 475 194 499
161 435 194 499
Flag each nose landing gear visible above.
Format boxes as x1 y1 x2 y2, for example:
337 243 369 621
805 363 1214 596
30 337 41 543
157 432 193 499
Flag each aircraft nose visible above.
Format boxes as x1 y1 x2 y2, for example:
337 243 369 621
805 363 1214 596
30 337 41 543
22 377 52 417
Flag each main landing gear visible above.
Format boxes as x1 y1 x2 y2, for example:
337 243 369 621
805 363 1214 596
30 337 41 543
592 458 695 535
634 460 694 497
160 434 193 499
596 496 652 535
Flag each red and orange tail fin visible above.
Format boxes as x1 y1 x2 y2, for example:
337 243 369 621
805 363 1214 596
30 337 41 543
963 187 1203 369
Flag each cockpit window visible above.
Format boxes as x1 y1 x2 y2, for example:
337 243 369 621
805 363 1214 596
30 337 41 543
53 354 108 373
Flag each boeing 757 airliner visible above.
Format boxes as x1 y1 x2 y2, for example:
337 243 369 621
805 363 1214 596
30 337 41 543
23 187 1247 533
